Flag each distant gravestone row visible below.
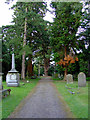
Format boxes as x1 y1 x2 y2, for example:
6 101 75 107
66 72 86 87
1 53 86 88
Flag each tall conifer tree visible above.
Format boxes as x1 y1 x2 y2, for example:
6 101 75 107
51 2 82 80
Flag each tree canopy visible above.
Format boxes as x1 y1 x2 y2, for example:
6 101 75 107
2 1 90 79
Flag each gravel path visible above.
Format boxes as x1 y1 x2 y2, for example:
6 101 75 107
9 76 73 118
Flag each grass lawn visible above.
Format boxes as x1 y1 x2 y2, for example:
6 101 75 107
53 80 88 118
52 77 62 81
0 100 2 120
2 78 40 118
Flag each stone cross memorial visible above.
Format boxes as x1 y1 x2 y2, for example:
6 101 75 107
6 53 19 87
78 72 86 87
66 74 73 84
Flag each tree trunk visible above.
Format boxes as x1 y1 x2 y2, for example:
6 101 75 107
38 62 40 77
44 57 50 76
21 7 27 80
64 67 67 81
27 55 33 77
64 46 67 81
21 52 26 79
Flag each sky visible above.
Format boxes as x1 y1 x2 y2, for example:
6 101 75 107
0 0 54 27
0 0 16 27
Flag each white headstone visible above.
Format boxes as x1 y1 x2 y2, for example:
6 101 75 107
0 74 2 90
0 73 3 90
78 72 86 87
58 74 60 78
6 54 19 87
66 74 73 84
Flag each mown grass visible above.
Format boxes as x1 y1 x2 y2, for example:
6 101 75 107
0 100 2 120
52 77 63 81
2 78 40 118
53 81 88 118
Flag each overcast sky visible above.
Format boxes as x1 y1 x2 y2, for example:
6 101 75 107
0 0 15 27
0 0 54 27
0 0 86 27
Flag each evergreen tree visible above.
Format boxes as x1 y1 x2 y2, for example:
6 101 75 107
2 25 22 78
50 2 83 80
3 1 48 78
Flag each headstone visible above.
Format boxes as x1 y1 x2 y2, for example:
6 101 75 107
61 74 63 79
0 73 3 90
58 74 60 78
78 72 86 87
6 53 19 87
66 74 73 84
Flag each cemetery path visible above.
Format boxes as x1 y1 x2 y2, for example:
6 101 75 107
8 76 73 118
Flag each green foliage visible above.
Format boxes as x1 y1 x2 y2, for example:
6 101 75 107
78 53 88 76
33 64 38 76
2 2 49 77
2 1 89 78
67 61 79 75
2 40 11 79
56 64 64 74
40 67 44 76
77 1 90 76
53 52 63 62
50 2 83 77
50 2 82 53
86 77 90 81
19 45 32 57
53 73 58 78
48 66 54 76
79 60 88 74
52 77 63 81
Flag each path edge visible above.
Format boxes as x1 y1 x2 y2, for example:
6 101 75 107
51 82 75 118
8 81 40 118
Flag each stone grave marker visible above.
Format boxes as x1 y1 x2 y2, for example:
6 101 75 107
61 74 63 79
78 72 86 87
0 73 3 90
6 53 20 87
58 74 60 78
66 74 73 84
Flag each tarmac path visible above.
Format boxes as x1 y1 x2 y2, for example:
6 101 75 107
8 76 73 118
